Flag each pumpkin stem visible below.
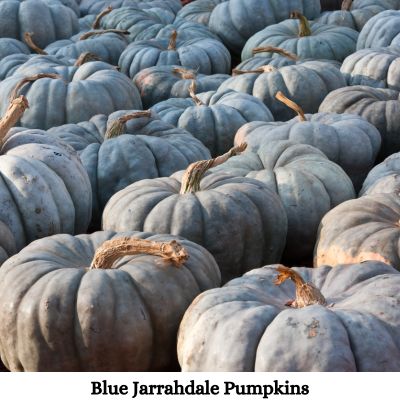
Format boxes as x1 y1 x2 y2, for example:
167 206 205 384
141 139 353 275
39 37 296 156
74 52 101 66
173 67 197 80
188 80 204 106
0 96 29 144
168 30 178 50
23 32 47 55
341 0 353 11
10 73 62 102
79 29 130 40
252 46 298 61
274 265 327 308
232 65 276 75
290 11 312 37
180 143 247 194
275 91 306 122
92 5 113 29
90 237 189 269
105 110 152 139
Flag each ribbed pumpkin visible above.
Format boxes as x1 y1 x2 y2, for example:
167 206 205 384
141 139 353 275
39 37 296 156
235 93 381 191
242 12 358 62
178 262 400 371
319 85 400 160
0 59 143 129
0 95 92 254
211 139 355 262
103 145 288 283
314 193 400 269
208 0 321 54
341 46 400 91
0 231 220 371
0 38 29 62
219 61 346 121
119 30 231 78
176 0 226 25
0 0 79 48
134 65 229 108
0 221 16 265
152 85 274 156
357 10 400 49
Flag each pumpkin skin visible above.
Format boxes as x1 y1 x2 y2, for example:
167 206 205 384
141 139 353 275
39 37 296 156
134 65 229 108
46 109 211 227
0 38 29 63
0 59 143 129
102 172 288 284
234 113 381 192
151 89 274 156
218 61 346 121
176 0 227 26
360 153 400 196
208 0 321 54
314 193 400 269
0 221 17 265
0 129 92 252
319 85 400 160
0 230 220 371
341 47 400 91
242 19 358 62
357 10 400 50
118 36 231 78
178 261 400 371
0 0 79 48
211 140 355 262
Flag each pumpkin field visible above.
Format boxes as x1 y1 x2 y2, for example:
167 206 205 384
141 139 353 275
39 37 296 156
0 0 399 372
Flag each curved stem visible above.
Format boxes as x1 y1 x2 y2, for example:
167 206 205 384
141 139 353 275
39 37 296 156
172 67 197 80
274 265 326 308
80 29 130 40
341 0 353 11
290 11 312 37
92 5 113 29
252 46 298 61
275 91 306 122
232 65 276 75
105 110 152 139
0 96 29 144
23 32 47 55
188 80 203 106
180 143 247 194
74 52 101 66
90 237 189 269
168 30 178 50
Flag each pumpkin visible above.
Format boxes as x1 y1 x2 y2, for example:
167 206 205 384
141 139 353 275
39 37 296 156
218 60 346 121
0 231 220 371
341 46 400 91
0 221 16 265
0 60 143 129
0 0 79 48
360 153 400 196
134 65 229 108
176 0 227 26
357 10 400 50
47 109 211 227
102 144 288 283
208 0 321 54
319 85 400 160
211 139 355 262
0 95 92 253
118 30 231 78
242 12 358 62
151 84 274 156
234 92 381 192
178 262 400 371
0 38 29 63
314 193 400 268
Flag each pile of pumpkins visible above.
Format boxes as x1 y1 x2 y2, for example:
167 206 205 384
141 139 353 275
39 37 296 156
0 0 399 372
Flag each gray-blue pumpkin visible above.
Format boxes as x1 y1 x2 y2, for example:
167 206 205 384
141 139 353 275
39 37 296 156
0 59 143 129
134 65 229 108
218 60 346 121
0 38 29 63
319 85 400 159
152 87 274 156
208 0 321 54
0 0 80 15
118 31 231 78
211 140 355 261
357 10 400 50
341 46 400 91
0 0 79 48
242 13 358 62
177 0 227 26
0 221 17 265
